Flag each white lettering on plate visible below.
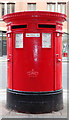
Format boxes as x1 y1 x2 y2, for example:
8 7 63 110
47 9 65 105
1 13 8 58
26 33 40 37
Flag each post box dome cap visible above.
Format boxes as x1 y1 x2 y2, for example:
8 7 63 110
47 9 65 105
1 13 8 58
3 11 66 23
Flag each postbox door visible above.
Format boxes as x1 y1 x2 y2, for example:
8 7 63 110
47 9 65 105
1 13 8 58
12 31 55 92
55 33 62 90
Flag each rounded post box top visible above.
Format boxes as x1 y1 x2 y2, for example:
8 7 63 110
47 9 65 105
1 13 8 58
3 11 66 23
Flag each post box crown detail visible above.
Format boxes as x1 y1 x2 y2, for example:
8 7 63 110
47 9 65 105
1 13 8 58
3 11 66 23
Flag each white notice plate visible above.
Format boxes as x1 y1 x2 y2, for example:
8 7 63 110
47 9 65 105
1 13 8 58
42 33 51 48
15 33 23 48
26 33 40 37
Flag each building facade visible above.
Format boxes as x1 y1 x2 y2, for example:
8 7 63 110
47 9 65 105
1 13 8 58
0 0 69 59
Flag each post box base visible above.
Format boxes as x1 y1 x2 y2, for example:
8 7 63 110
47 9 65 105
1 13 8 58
7 89 63 113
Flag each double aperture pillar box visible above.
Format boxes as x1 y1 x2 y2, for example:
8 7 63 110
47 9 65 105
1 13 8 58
3 11 66 113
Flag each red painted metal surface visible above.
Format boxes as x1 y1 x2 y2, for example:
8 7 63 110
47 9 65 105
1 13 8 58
63 52 68 57
3 11 66 92
55 33 62 90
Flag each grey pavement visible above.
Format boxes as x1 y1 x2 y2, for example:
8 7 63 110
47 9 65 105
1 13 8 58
62 62 67 90
0 56 7 89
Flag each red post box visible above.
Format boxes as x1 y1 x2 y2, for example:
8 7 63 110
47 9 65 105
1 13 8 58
63 52 68 57
3 11 66 113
